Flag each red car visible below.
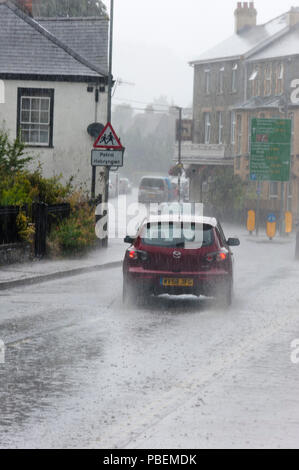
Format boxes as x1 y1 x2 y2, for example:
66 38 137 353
123 215 240 307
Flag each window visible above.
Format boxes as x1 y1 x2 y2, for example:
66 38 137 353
231 111 236 144
269 181 279 199
141 222 214 248
17 88 54 147
249 67 260 97
265 64 272 96
235 156 241 170
217 111 223 144
232 64 238 92
218 67 224 94
204 112 211 144
204 70 210 94
236 114 242 154
276 63 284 95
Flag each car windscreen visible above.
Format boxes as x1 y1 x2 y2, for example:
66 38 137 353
140 222 214 248
140 178 165 190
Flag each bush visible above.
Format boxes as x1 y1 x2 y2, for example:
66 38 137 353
47 200 97 256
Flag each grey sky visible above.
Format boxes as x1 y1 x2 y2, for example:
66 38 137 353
104 0 296 109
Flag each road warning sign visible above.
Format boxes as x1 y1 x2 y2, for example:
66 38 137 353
93 122 122 149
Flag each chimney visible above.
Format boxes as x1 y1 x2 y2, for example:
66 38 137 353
288 7 299 27
234 2 257 34
16 0 33 16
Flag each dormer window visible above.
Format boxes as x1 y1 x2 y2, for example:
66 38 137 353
232 64 238 92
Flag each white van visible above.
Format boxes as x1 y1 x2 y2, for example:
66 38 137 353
138 176 171 203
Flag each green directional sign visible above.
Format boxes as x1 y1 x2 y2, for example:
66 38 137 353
250 118 291 182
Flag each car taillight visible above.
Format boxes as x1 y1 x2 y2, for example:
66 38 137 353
129 249 138 260
206 249 228 263
128 249 149 261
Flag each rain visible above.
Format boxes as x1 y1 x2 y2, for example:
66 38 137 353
0 0 299 451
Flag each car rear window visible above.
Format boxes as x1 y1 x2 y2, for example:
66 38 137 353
140 178 165 190
140 222 214 248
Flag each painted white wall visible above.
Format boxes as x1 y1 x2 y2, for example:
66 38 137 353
0 79 107 194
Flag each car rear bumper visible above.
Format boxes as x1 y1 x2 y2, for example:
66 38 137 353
125 267 231 296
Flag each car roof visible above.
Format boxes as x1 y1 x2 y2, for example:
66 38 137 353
144 214 218 227
140 176 167 181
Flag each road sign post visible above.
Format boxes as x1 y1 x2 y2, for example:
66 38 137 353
91 121 124 245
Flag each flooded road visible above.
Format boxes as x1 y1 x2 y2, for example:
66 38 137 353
0 229 299 448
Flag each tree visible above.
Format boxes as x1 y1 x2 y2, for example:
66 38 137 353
0 129 32 176
31 0 107 17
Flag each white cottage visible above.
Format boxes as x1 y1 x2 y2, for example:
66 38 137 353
0 0 109 193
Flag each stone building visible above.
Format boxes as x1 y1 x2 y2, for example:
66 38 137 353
185 2 299 218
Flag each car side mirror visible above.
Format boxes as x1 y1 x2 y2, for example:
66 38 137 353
124 235 135 244
227 238 240 247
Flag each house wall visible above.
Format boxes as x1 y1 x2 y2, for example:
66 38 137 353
234 54 299 217
0 79 107 194
192 60 245 156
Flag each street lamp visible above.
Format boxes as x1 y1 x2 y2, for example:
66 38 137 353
102 0 114 247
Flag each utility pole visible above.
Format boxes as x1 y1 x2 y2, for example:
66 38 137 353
103 0 114 247
172 106 183 202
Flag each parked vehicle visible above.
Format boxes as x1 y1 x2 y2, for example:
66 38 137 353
123 214 240 307
138 176 172 203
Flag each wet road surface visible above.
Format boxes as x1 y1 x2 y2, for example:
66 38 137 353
1 230 299 448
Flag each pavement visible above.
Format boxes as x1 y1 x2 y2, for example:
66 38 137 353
0 238 126 291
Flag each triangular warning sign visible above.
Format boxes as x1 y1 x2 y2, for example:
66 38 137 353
93 122 122 149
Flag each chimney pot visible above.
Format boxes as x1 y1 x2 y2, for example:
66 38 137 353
17 0 33 15
234 1 257 33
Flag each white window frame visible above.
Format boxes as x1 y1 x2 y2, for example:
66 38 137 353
218 111 223 144
276 63 284 95
17 88 54 147
265 64 272 96
20 96 51 146
232 64 238 93
204 69 211 94
204 112 211 144
231 111 236 145
218 67 224 94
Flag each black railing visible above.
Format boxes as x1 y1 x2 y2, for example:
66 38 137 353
1 202 70 258
0 205 25 244
32 202 71 257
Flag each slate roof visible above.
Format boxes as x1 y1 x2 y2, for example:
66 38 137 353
0 0 107 80
190 12 290 65
38 17 108 73
248 23 299 61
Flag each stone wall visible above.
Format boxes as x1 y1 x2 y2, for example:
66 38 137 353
0 243 31 266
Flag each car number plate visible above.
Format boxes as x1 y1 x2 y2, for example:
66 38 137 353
161 278 194 287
